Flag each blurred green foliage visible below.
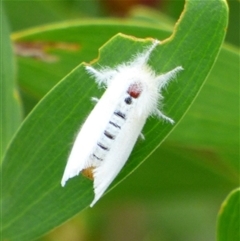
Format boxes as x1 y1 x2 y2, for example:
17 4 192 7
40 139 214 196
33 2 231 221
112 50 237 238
1 0 239 241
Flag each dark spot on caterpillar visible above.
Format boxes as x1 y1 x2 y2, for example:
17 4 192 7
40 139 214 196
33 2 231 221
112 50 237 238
109 121 121 129
93 154 103 161
114 111 126 119
104 130 115 139
125 96 132 105
127 83 142 98
82 167 95 180
97 142 109 151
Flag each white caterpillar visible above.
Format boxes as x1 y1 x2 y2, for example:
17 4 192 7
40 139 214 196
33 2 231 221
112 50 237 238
61 40 183 207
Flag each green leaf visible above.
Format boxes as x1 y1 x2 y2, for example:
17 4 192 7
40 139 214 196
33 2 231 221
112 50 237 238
1 0 228 240
4 0 101 32
169 45 239 179
217 188 240 241
0 7 23 160
13 7 238 182
13 20 171 114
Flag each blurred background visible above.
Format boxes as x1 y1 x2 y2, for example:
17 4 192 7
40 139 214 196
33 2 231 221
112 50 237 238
3 0 239 240
3 0 239 47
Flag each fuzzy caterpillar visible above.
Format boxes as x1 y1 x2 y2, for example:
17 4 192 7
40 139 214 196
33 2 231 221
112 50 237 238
61 40 183 207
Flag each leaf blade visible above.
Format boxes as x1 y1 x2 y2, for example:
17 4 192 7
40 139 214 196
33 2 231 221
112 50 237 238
0 7 23 160
1 0 228 240
217 188 240 241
